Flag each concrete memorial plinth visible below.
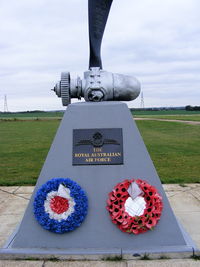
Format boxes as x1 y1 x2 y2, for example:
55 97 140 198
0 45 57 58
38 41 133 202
0 102 198 259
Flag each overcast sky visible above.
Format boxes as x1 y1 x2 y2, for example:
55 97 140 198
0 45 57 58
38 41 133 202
0 0 200 111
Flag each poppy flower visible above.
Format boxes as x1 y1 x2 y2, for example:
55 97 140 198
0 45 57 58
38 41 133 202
146 216 157 229
108 192 116 201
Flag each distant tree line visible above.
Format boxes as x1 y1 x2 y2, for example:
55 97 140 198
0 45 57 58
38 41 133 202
130 107 185 112
1 106 200 114
185 105 200 111
17 110 45 114
130 106 200 112
0 110 45 114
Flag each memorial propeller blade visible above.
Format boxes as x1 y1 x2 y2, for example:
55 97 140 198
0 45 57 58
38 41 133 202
52 0 141 106
88 0 113 69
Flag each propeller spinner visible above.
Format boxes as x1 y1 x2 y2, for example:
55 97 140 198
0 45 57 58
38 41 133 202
52 0 141 106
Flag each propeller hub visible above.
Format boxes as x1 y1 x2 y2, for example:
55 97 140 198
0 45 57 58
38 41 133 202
88 90 104 102
53 82 61 97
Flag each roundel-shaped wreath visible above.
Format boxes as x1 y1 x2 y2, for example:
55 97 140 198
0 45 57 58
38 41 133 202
107 179 163 234
34 178 88 234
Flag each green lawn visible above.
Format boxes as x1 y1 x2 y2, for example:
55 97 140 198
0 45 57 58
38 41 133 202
136 120 200 184
0 120 60 185
131 109 200 116
1 109 200 122
134 115 200 122
0 119 199 185
0 111 64 119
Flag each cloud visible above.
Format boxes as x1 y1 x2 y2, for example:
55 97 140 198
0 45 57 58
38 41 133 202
0 0 199 111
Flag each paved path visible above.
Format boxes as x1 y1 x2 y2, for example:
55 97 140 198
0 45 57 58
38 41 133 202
0 184 200 266
134 118 200 125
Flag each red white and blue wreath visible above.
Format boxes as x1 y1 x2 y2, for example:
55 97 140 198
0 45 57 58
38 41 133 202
34 178 88 234
107 179 163 234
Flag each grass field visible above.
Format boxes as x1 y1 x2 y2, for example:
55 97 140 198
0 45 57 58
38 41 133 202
131 109 200 116
0 120 59 185
0 111 63 118
1 110 200 122
132 109 200 122
137 120 200 184
0 118 199 185
133 114 200 122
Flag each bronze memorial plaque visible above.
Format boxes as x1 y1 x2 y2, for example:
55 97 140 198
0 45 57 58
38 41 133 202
73 128 123 165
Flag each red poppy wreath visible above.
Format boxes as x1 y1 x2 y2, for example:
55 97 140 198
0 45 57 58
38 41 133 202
107 179 163 234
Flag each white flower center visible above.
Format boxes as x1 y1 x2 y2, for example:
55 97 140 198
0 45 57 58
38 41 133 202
124 196 146 217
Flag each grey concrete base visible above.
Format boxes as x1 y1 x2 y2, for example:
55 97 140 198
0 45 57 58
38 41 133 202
0 246 198 260
0 248 196 260
1 102 199 259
